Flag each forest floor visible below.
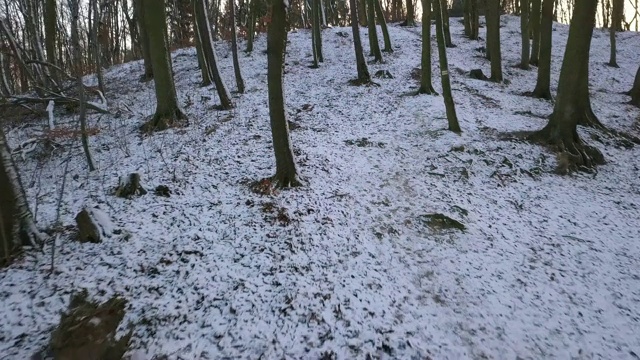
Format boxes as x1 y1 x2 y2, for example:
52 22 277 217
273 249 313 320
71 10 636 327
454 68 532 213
1 15 640 360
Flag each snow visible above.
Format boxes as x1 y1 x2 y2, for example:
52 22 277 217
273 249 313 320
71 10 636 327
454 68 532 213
1 15 640 359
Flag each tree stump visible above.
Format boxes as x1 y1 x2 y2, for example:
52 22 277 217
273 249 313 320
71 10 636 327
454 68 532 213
114 173 147 198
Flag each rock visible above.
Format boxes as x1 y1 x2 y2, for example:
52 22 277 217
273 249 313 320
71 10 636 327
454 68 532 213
76 207 114 243
154 185 171 197
115 173 147 198
419 213 466 232
469 69 488 80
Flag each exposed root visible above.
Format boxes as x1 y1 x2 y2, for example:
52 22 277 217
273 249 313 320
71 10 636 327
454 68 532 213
140 108 188 133
527 125 605 175
348 78 380 87
416 86 438 96
271 173 303 189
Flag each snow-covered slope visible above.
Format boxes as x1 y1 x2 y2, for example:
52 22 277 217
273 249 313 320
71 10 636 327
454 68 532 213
1 16 639 359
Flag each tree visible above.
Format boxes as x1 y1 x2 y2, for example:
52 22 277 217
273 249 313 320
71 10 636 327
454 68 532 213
266 0 301 187
528 0 604 171
608 0 623 67
374 0 393 52
1 127 44 266
433 0 461 133
44 0 58 85
366 0 383 62
404 0 416 26
134 0 153 81
311 0 324 67
519 0 530 69
442 1 453 47
486 0 502 82
349 0 371 83
418 0 436 94
627 64 640 107
529 0 541 65
194 0 233 109
246 0 256 52
229 0 245 93
531 0 553 99
141 0 187 131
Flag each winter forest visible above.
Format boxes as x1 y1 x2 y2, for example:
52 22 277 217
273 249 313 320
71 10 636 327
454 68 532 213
1 0 639 358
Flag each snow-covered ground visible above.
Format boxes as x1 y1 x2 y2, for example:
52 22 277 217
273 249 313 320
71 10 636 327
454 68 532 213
1 16 639 359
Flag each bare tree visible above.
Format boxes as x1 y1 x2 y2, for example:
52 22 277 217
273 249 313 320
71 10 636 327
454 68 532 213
531 0 553 99
486 0 502 82
519 0 530 69
434 0 461 133
229 0 245 93
418 0 436 94
366 0 383 62
349 0 371 83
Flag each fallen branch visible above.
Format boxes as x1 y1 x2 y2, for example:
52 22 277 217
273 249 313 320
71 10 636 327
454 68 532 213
2 95 109 114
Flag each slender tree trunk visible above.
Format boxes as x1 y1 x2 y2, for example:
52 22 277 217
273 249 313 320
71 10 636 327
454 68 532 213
194 0 233 109
0 127 44 266
92 0 106 94
142 0 187 131
349 0 371 82
70 0 96 171
529 0 603 171
246 0 256 52
418 0 436 94
0 52 12 96
229 0 245 92
628 64 640 107
313 0 324 62
359 0 368 26
442 1 453 47
434 0 461 133
470 0 479 40
520 0 530 69
195 28 212 85
486 0 502 81
267 0 301 188
367 0 383 61
608 0 622 67
532 0 552 99
463 0 471 36
44 0 59 85
135 0 153 80
375 0 393 52
529 0 541 65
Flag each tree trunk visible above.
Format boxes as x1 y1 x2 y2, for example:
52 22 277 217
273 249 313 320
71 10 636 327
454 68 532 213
142 0 187 131
442 1 453 47
359 0 368 26
628 64 640 107
486 0 502 81
195 27 212 85
229 0 245 92
267 0 301 188
418 0 436 94
44 0 58 85
463 0 471 36
194 0 233 109
135 0 154 81
71 0 96 171
0 127 44 267
349 0 371 83
312 0 324 63
405 0 416 25
520 0 530 69
532 0 552 99
367 0 383 61
434 0 461 133
608 0 622 67
374 0 393 52
529 0 541 65
92 0 106 94
529 0 603 171
0 52 12 96
246 0 256 52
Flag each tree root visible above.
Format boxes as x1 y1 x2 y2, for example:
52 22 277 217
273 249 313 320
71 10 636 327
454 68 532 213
416 86 438 95
348 78 380 87
140 109 188 132
528 126 605 175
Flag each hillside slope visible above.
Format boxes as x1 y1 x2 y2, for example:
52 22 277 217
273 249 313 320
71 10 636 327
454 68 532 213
1 16 640 359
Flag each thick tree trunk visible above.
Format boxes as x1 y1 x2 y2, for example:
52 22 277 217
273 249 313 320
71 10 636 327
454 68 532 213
142 0 187 131
628 65 640 107
405 0 416 25
0 52 12 96
418 0 436 94
229 0 245 92
359 0 368 26
1 127 44 266
532 0 552 99
44 0 58 84
529 0 603 171
374 0 393 52
520 0 530 69
463 0 471 36
194 0 233 109
195 28 212 85
486 0 502 81
367 0 383 61
470 0 479 40
135 0 154 81
267 0 301 188
312 0 324 63
349 0 371 82
529 0 541 65
434 0 461 133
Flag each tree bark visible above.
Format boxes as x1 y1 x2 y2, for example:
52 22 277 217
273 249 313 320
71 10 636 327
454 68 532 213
418 0 436 94
135 0 154 81
628 64 640 107
486 0 502 81
44 0 58 84
405 0 416 25
1 127 44 266
529 0 541 65
194 0 233 109
267 0 301 188
529 0 603 171
434 0 461 133
469 0 479 39
229 0 245 92
374 0 393 52
520 0 530 69
349 0 371 83
532 0 552 99
442 1 453 47
246 0 256 52
367 0 383 61
142 0 187 131
608 0 622 67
